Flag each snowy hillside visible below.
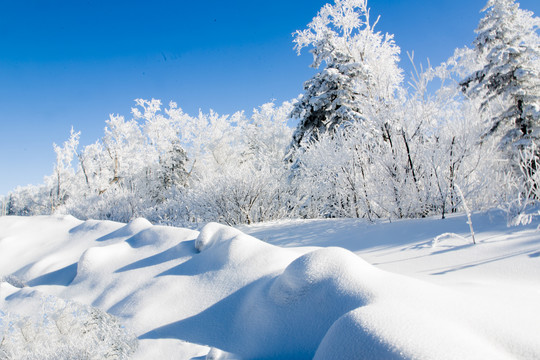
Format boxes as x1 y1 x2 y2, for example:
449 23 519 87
1 211 540 359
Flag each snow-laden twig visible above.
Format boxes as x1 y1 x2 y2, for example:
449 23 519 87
456 184 476 244
432 232 468 247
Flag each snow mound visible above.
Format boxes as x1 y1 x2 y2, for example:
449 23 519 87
0 280 20 300
1 213 540 359
74 242 129 282
125 225 194 249
96 217 152 242
314 291 512 360
123 217 152 233
228 248 377 358
142 246 376 359
205 347 241 360
69 219 122 236
269 247 374 305
195 222 246 252
314 308 403 360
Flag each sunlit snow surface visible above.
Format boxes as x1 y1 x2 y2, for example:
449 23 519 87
1 211 539 359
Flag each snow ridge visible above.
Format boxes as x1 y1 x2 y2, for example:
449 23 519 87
1 213 539 359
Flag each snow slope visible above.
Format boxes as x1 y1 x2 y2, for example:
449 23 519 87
1 210 539 359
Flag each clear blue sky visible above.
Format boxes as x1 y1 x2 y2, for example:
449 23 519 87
1 0 539 196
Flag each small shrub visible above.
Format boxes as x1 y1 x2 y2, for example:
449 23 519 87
0 295 137 360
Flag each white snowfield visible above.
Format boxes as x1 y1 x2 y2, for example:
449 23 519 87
1 211 540 359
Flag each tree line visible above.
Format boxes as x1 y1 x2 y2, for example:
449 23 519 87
2 0 539 226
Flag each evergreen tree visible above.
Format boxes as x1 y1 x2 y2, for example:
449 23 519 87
158 139 188 191
290 50 364 151
461 0 540 151
288 0 402 161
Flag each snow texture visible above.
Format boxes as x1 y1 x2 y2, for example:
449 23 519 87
1 210 540 359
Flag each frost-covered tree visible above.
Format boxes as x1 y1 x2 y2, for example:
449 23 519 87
0 195 6 216
64 100 190 222
288 0 403 160
44 98 295 225
403 49 509 219
133 99 189 199
51 128 80 211
291 46 507 221
170 101 294 225
3 184 51 216
461 0 540 152
101 114 146 194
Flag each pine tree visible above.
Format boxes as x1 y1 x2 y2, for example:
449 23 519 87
288 0 402 161
461 0 540 151
290 50 364 152
158 139 188 191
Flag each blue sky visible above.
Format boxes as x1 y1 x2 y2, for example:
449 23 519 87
1 0 539 196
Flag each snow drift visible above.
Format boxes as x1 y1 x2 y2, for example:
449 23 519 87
1 213 540 359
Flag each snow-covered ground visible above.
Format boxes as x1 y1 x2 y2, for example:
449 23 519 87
1 210 539 359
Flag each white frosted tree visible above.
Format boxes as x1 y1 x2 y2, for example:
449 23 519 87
289 0 413 219
63 112 152 222
288 0 403 161
133 99 189 199
179 101 294 225
461 0 540 152
244 101 294 170
51 128 80 211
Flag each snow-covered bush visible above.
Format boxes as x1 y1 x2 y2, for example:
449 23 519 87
498 143 540 225
0 296 137 360
2 184 53 216
149 101 294 226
